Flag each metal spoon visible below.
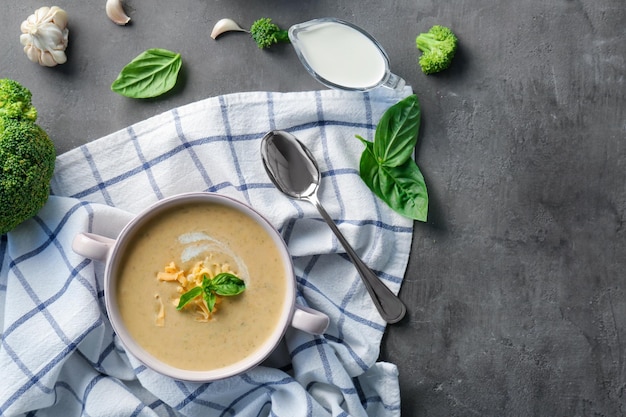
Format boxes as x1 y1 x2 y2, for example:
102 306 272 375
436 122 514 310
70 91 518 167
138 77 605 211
260 130 406 324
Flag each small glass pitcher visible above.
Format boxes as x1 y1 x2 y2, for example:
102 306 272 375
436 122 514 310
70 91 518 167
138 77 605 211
288 18 405 92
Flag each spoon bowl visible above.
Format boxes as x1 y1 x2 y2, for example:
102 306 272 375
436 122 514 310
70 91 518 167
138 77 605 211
260 130 406 324
261 131 320 199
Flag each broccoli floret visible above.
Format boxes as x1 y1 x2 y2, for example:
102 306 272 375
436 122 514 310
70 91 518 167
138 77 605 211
415 25 458 75
250 18 290 49
0 78 38 121
0 79 55 235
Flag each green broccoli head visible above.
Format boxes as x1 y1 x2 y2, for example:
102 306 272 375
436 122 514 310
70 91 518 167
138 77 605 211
0 78 38 121
415 25 458 75
0 116 56 235
250 18 290 49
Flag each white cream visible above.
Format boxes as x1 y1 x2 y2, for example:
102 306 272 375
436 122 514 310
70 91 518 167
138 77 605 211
294 21 387 89
179 231 249 280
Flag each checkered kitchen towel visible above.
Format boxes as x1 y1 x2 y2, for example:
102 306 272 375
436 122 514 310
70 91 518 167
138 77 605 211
0 87 414 416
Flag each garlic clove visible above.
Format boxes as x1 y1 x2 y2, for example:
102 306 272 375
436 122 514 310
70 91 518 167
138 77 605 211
49 7 68 29
210 18 247 40
106 0 131 25
19 33 30 47
49 48 68 65
23 44 40 64
40 52 58 68
33 6 51 23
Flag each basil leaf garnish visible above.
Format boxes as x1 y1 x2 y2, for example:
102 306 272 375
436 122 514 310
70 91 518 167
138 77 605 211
176 286 202 310
212 273 246 296
176 272 246 313
356 94 429 222
111 48 182 98
204 291 217 313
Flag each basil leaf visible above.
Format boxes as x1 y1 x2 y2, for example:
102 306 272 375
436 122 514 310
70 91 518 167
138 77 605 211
359 142 428 221
204 291 217 312
212 273 246 296
373 95 421 167
111 48 182 98
357 137 378 183
356 95 429 221
202 275 213 291
176 272 245 314
176 286 203 310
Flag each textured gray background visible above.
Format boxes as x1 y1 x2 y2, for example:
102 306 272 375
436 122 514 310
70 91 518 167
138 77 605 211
2 1 625 415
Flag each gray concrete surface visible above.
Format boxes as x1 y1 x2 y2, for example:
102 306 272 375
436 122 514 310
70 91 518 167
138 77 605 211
2 0 625 415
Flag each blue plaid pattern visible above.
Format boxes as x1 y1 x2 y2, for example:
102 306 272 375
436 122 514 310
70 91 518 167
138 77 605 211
1 89 413 416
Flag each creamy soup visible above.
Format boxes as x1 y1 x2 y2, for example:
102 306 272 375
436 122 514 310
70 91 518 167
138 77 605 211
116 201 288 371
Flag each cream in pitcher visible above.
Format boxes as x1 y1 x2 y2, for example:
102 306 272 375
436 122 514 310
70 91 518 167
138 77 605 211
289 18 405 91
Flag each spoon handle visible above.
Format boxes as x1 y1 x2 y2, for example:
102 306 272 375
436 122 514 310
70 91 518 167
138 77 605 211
308 195 407 324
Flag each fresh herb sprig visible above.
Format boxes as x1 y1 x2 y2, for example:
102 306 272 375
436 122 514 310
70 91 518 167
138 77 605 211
176 272 246 312
355 94 428 221
111 48 182 99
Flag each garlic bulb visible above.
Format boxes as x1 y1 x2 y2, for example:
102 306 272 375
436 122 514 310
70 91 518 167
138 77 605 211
106 0 131 26
20 6 69 67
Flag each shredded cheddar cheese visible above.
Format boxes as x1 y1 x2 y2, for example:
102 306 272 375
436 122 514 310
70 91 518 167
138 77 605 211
155 259 233 325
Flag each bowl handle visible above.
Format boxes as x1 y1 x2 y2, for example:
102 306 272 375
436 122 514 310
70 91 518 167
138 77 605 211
291 305 329 335
72 232 116 262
